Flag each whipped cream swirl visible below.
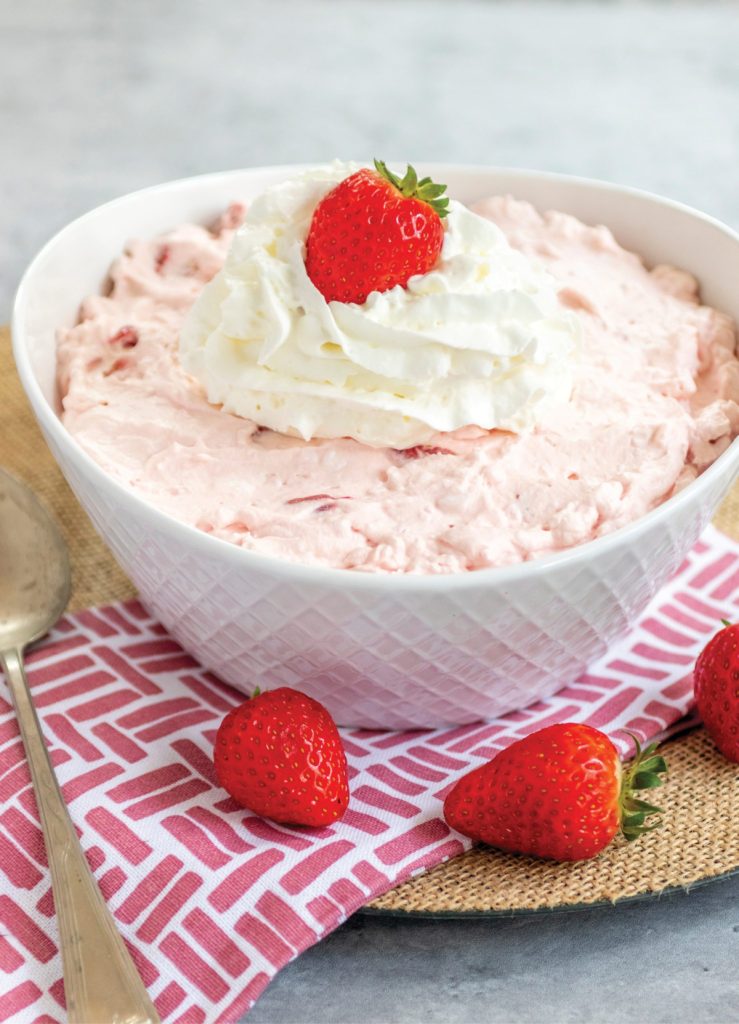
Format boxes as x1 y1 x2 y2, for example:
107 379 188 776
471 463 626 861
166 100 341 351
180 162 580 447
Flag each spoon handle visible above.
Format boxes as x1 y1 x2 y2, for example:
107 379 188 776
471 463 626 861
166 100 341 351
0 646 160 1024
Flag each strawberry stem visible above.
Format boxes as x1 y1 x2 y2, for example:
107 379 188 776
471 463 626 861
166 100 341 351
373 159 450 218
618 732 668 841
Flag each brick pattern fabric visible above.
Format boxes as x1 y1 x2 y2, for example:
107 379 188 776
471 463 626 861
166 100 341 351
0 530 737 1020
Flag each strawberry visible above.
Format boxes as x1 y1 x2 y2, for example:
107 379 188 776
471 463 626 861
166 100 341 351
443 723 667 862
214 687 349 827
694 620 739 762
304 159 449 305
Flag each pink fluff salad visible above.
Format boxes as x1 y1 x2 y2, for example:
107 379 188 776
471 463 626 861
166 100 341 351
57 198 739 574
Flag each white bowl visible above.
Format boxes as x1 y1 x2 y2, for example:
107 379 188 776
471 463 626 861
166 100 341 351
12 165 739 728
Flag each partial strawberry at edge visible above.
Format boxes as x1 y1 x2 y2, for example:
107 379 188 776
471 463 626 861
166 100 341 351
443 723 667 862
694 621 739 763
213 687 350 827
304 160 448 306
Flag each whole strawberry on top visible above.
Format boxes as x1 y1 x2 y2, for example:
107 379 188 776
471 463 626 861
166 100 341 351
694 620 739 763
214 687 349 827
443 723 667 862
304 159 449 305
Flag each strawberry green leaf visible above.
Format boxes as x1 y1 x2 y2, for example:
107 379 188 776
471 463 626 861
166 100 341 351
400 164 418 195
622 811 646 828
625 797 663 814
623 820 664 842
632 771 664 789
418 183 448 199
374 159 402 190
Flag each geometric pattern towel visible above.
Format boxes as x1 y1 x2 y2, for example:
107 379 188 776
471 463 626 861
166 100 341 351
1 525 737 1023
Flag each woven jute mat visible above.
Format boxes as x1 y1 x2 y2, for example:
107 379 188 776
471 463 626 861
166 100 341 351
2 325 738 914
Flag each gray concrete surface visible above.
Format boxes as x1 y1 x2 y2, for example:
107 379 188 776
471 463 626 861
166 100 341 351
3 1 739 1021
250 882 739 1023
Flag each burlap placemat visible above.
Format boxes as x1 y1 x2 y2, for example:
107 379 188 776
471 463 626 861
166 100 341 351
3 325 738 914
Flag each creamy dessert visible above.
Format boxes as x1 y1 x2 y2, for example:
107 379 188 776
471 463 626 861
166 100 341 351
57 163 739 573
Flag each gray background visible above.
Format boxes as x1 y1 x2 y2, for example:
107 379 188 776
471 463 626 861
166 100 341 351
3 1 739 1021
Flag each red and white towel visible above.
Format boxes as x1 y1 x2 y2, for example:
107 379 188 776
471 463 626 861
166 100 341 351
1 525 738 1023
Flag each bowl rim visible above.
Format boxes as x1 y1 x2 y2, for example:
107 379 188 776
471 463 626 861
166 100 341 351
12 163 739 592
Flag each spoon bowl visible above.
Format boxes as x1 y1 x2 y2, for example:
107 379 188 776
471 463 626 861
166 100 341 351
0 468 70 650
0 468 159 1024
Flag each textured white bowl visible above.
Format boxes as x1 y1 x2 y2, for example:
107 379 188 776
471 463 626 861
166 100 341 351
12 166 739 728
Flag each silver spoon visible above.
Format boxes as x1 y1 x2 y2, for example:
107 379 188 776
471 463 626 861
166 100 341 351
0 468 159 1024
